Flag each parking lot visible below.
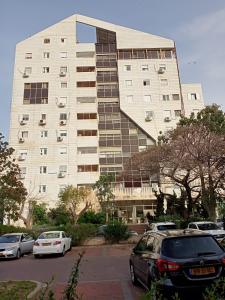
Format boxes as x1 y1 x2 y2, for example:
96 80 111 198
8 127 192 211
0 244 143 300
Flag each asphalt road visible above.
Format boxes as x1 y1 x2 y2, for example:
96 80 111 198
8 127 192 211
0 244 144 300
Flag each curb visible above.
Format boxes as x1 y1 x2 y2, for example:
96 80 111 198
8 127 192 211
27 280 46 299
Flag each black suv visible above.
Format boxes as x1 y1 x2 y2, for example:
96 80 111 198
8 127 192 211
130 230 225 299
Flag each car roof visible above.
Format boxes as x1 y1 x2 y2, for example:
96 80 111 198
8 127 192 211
151 222 176 225
145 229 212 238
40 231 62 234
190 221 215 224
3 233 24 236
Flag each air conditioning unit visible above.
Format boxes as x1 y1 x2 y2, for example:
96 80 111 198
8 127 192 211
58 172 65 178
22 73 29 78
20 120 26 125
59 71 66 77
58 102 65 108
57 136 63 142
145 116 152 122
60 120 66 126
18 155 26 161
158 67 165 74
19 137 24 143
39 119 46 125
164 117 171 122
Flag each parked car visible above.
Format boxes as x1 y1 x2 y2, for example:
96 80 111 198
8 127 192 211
147 222 177 232
130 230 225 299
0 233 34 259
33 231 71 258
187 221 225 241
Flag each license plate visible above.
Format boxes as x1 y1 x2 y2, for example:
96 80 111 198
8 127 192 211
190 267 215 275
42 243 51 246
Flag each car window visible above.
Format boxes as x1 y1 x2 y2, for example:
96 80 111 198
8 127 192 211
189 224 197 229
156 224 177 231
162 236 224 259
0 235 20 243
197 223 219 230
62 232 65 238
38 232 60 239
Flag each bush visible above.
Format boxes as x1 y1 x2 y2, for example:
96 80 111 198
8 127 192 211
78 210 105 224
48 206 70 226
104 221 129 243
64 223 97 246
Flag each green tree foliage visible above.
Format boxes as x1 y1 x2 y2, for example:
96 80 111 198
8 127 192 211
48 206 70 226
33 202 48 225
0 133 27 224
78 210 105 224
58 185 92 224
93 174 115 221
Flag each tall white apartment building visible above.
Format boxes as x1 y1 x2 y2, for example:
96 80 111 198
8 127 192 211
9 15 204 222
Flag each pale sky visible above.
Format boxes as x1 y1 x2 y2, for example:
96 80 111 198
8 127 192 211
1 0 225 137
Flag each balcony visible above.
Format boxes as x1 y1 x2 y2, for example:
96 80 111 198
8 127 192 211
112 187 156 201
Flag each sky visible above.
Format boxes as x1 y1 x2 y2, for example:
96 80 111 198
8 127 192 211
1 0 225 138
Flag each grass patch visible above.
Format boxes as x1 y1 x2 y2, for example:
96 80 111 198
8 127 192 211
0 281 37 300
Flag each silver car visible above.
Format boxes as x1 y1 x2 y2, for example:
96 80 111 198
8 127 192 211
0 233 34 259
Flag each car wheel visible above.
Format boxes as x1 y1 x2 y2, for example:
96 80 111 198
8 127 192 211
16 249 21 259
61 246 65 257
68 244 72 251
130 263 138 285
34 254 40 259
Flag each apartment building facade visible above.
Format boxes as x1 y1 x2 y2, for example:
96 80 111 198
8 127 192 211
9 15 204 223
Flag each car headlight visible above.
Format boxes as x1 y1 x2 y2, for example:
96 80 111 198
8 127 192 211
6 247 17 251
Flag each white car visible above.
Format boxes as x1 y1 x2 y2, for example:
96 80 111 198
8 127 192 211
33 231 71 258
187 221 225 241
147 222 177 232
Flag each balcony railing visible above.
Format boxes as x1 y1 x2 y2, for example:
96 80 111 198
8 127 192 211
112 187 155 201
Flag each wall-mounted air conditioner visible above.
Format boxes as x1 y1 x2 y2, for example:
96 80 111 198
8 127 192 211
39 119 46 125
60 120 66 126
164 117 171 122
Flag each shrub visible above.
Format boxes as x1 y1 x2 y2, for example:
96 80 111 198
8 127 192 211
48 206 70 226
64 223 97 246
104 221 129 243
78 210 105 224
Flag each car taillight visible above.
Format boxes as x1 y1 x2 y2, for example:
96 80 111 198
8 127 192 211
53 241 61 245
157 259 181 272
34 242 40 246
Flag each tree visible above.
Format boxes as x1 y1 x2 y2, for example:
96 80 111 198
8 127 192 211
48 206 70 226
58 185 93 224
0 133 27 224
33 202 48 225
93 174 115 222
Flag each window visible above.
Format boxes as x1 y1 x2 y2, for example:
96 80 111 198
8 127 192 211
39 185 47 193
44 38 50 44
144 95 151 103
124 65 131 71
43 67 49 73
41 130 48 138
59 130 67 137
24 67 32 75
126 95 133 103
22 114 29 121
60 52 67 58
60 66 67 74
77 165 98 172
59 147 67 154
143 79 150 86
77 81 96 88
159 64 166 72
161 79 168 86
77 147 97 154
59 165 67 174
77 113 97 120
188 93 199 100
25 53 32 59
76 66 95 72
76 52 95 58
77 130 97 136
40 148 47 155
60 113 67 120
174 110 181 117
125 80 132 87
18 150 28 160
162 94 170 101
141 65 149 71
21 131 28 138
40 166 47 174
172 94 180 100
20 167 27 175
43 52 50 59
61 82 67 88
41 113 46 120
145 111 154 120
164 110 171 121
77 97 96 103
61 38 66 43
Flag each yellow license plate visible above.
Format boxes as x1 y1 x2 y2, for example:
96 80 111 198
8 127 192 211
42 243 51 246
191 267 215 275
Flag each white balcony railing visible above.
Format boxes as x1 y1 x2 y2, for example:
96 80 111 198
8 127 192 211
112 187 155 201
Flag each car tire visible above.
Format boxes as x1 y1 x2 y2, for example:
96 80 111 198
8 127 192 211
16 249 21 259
68 244 72 251
61 246 65 257
34 254 40 259
130 263 138 285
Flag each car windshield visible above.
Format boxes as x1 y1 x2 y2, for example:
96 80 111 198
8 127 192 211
157 224 177 231
0 235 20 243
197 223 219 230
38 232 60 239
162 236 223 259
